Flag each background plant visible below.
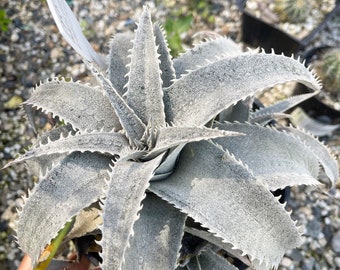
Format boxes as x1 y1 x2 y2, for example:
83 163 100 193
157 0 215 57
313 47 340 94
273 0 314 23
0 9 11 32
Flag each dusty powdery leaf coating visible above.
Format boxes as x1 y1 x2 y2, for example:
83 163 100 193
150 140 303 268
6 1 338 269
124 9 166 128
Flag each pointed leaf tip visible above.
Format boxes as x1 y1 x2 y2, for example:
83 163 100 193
100 155 164 270
46 0 106 69
124 4 166 128
26 79 121 132
165 53 321 126
87 62 146 144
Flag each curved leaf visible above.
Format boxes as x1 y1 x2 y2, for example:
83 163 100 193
108 32 134 95
152 144 185 181
154 23 176 88
250 92 318 125
17 152 111 266
173 37 242 78
123 193 186 270
150 140 302 268
290 107 340 137
280 125 339 187
146 125 242 159
89 64 146 145
46 0 106 69
6 131 130 168
25 79 121 132
124 7 166 127
21 125 75 176
213 122 320 190
164 53 320 126
99 154 164 270
250 112 291 125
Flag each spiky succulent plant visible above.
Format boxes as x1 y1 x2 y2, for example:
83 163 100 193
314 48 340 93
273 0 314 23
5 1 338 270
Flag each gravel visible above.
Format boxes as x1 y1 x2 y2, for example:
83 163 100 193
245 0 337 40
0 1 339 269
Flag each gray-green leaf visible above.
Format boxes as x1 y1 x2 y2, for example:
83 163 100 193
290 107 340 137
154 23 176 88
46 0 106 69
164 53 320 126
108 32 134 95
250 92 318 125
89 65 146 145
99 154 164 270
124 7 166 127
5 131 130 168
25 79 121 132
146 125 242 159
17 152 111 266
280 125 339 187
123 193 186 270
173 37 242 78
150 140 302 268
213 122 320 190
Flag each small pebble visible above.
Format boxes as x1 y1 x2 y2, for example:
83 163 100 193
10 31 19 43
287 249 304 262
281 257 293 268
331 231 340 253
334 257 340 267
302 257 315 270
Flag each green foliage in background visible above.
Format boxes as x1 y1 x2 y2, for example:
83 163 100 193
0 9 11 32
164 14 192 57
161 0 215 57
195 0 215 23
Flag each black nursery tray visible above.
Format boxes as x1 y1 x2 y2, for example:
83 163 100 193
237 0 340 55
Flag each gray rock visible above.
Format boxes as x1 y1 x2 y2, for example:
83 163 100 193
331 231 340 253
280 257 293 268
323 224 333 242
306 219 322 239
302 257 315 270
288 249 304 262
335 257 340 268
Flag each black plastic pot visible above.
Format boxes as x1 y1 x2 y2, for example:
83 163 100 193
237 0 340 55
